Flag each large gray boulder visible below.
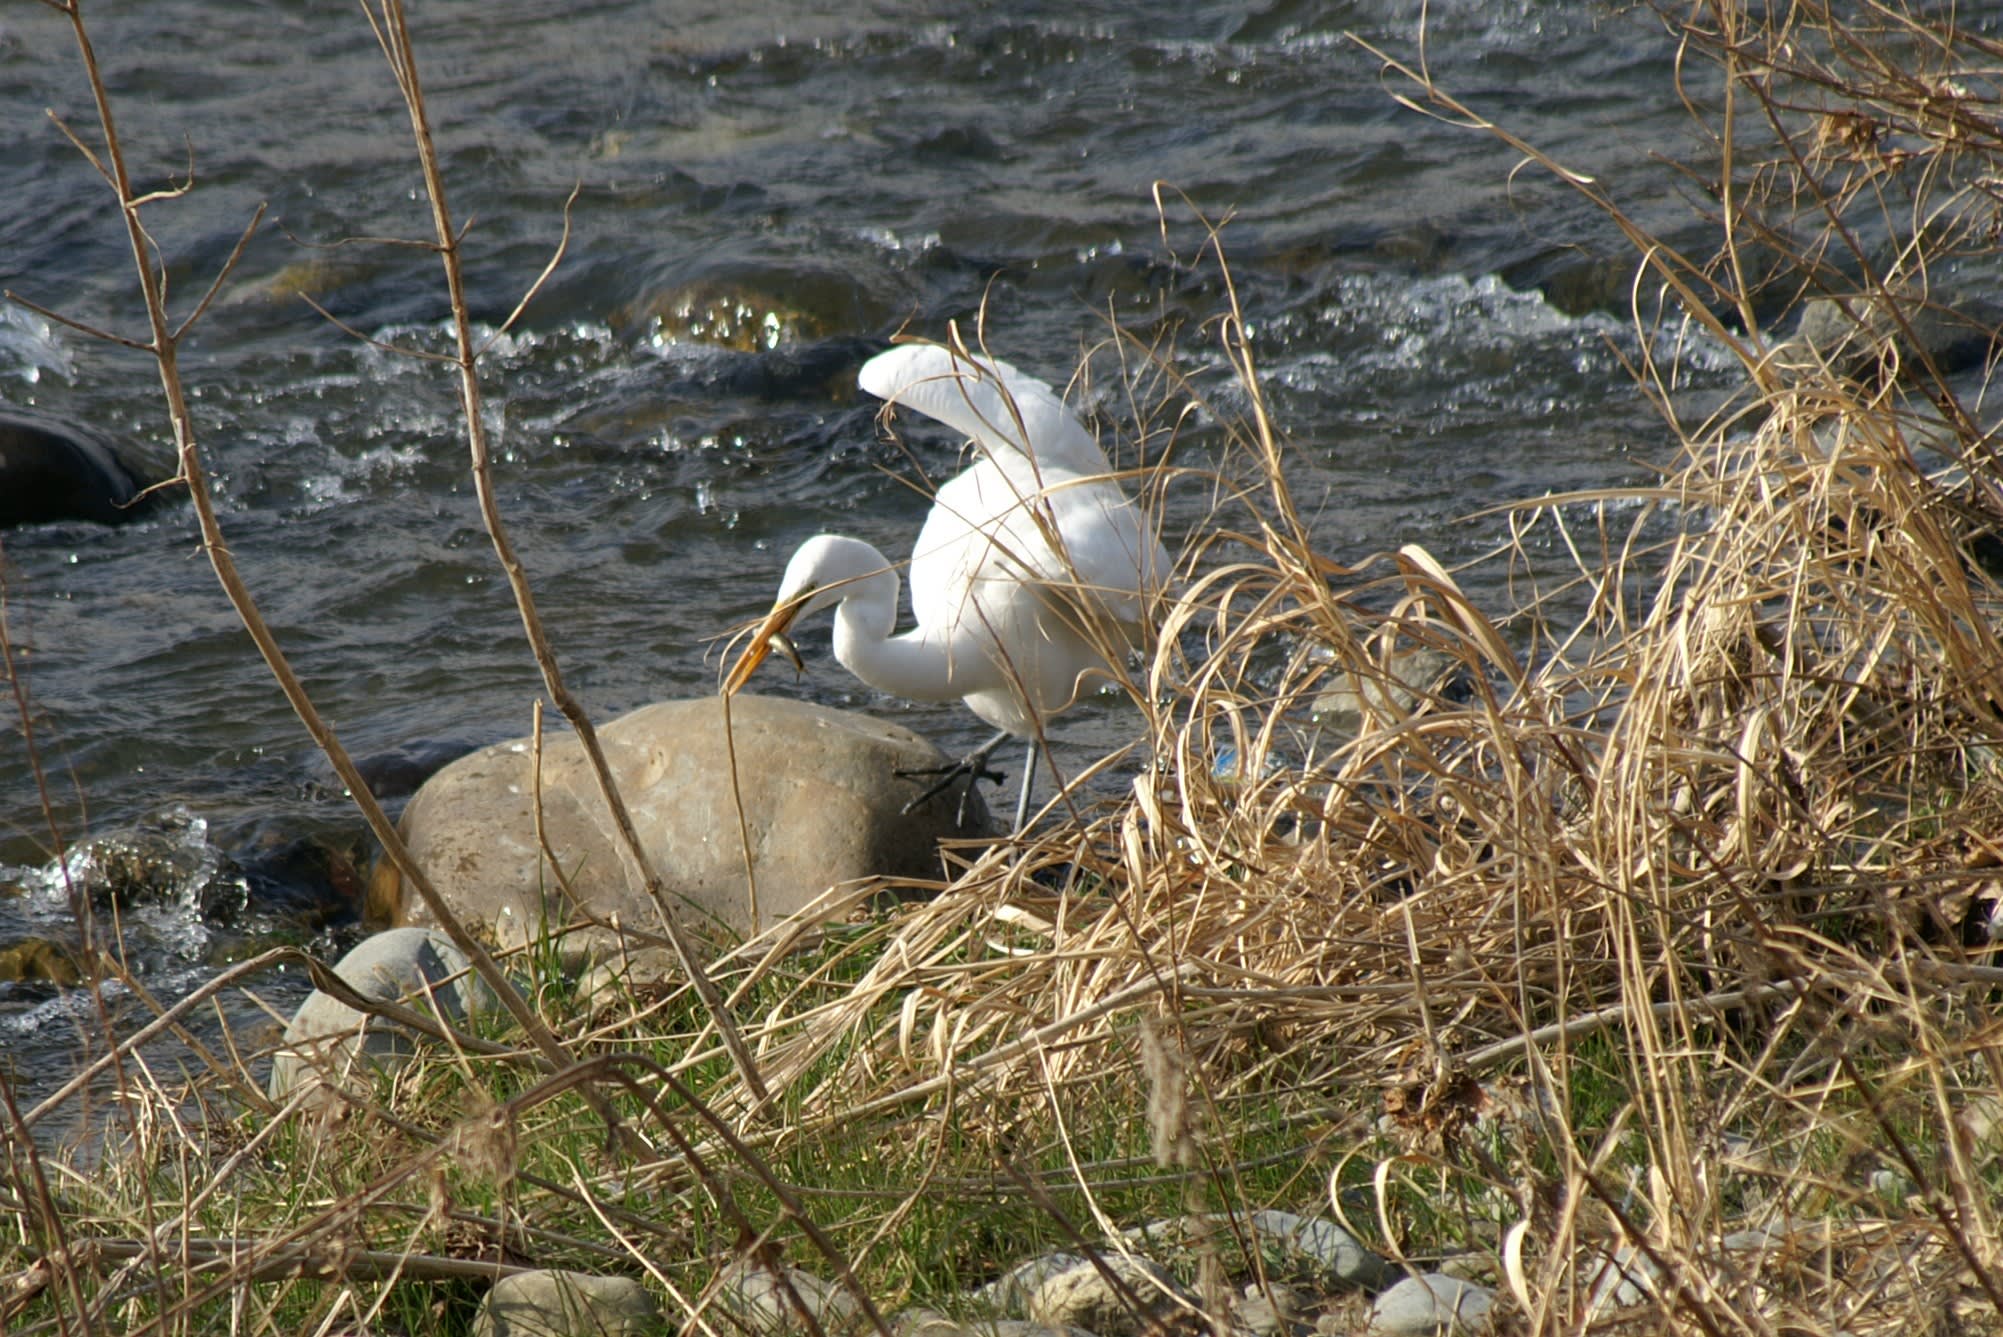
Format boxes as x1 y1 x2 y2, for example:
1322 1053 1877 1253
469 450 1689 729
373 696 987 955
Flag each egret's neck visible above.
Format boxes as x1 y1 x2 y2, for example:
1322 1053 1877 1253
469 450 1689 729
817 565 969 705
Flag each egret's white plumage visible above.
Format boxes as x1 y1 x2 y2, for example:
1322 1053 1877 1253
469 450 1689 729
724 341 1168 825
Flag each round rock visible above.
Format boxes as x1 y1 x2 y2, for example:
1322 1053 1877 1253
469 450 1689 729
473 1269 658 1337
1027 1255 1196 1337
718 1258 862 1335
899 1314 1096 1337
1244 1210 1390 1290
268 926 494 1102
374 696 988 955
1367 1274 1494 1335
0 412 151 528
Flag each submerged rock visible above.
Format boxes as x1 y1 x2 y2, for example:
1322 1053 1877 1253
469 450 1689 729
375 696 988 958
0 411 156 528
50 808 251 921
616 260 905 353
1794 288 2002 381
0 937 81 986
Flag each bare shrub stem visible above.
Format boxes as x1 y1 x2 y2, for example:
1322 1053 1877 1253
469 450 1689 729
361 0 768 1105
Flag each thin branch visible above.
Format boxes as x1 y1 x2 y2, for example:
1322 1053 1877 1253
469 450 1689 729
368 0 771 1104
297 291 457 362
3 291 149 353
171 200 267 343
47 0 584 1113
479 181 580 353
43 108 110 188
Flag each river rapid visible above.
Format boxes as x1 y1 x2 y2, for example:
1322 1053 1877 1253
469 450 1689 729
0 1 1742 1126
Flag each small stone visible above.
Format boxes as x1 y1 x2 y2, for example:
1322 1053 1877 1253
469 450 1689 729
1311 647 1455 740
1433 1255 1490 1284
975 1253 1089 1317
1243 1211 1389 1290
1868 1167 1915 1201
1960 1094 2003 1148
576 947 679 1012
472 1270 657 1337
1121 1212 1386 1292
1367 1274 1494 1335
268 926 495 1103
719 1258 863 1335
1582 1246 1661 1315
1028 1255 1195 1337
1232 1284 1308 1337
897 1314 1091 1337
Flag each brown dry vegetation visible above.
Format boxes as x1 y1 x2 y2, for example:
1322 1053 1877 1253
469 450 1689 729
9 1 2003 1335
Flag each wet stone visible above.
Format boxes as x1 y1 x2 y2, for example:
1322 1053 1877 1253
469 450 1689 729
0 937 81 986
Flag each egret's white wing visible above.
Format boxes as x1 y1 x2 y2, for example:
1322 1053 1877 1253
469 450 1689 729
913 453 1165 636
859 343 1110 476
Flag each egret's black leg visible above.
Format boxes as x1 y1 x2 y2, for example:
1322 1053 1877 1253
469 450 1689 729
899 729 1012 824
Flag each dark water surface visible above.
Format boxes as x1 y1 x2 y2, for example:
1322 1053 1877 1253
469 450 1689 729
0 1 1739 1124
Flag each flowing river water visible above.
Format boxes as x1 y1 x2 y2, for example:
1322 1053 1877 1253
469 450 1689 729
0 0 1745 1130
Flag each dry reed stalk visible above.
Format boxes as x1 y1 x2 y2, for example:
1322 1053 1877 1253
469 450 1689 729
357 0 768 1106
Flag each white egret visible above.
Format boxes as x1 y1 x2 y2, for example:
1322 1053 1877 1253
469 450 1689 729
723 340 1169 830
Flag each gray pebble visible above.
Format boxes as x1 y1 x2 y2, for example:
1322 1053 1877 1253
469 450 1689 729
472 1269 657 1337
1582 1246 1661 1315
718 1258 862 1335
975 1253 1090 1318
1120 1211 1386 1292
1028 1255 1195 1337
1244 1210 1389 1290
268 927 494 1103
1367 1273 1494 1335
897 1314 1093 1337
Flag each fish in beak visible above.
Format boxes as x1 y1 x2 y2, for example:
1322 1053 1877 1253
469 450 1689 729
723 597 809 695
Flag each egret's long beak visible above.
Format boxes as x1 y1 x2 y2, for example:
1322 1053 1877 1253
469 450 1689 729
723 600 809 695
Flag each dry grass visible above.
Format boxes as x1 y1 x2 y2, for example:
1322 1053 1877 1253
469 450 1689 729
11 1 2003 1335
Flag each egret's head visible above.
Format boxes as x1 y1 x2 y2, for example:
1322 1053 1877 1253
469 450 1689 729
721 536 870 695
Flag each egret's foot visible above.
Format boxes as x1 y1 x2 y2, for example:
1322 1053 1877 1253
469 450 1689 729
897 754 1006 825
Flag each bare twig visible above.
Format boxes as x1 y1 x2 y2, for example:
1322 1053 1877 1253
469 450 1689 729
44 0 583 1110
363 0 768 1104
